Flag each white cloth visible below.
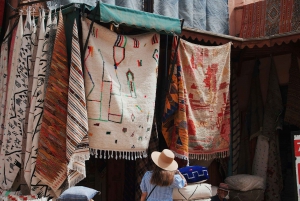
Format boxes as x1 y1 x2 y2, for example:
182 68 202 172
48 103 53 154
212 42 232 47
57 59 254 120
82 19 159 158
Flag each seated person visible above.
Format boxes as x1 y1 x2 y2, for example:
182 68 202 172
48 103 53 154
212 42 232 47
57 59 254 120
211 183 230 201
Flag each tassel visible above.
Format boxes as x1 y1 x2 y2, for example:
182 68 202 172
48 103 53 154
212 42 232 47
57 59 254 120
125 152 127 160
119 151 122 159
104 150 106 159
111 151 113 158
116 151 118 160
100 150 102 159
108 151 110 159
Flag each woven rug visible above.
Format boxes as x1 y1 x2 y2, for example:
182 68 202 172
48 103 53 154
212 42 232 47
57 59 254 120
1 11 32 189
135 117 158 201
291 0 300 31
66 19 89 187
24 9 46 187
162 37 189 159
165 38 231 159
24 11 55 198
0 17 20 189
284 54 300 127
265 133 283 201
230 68 241 175
82 19 159 158
279 0 294 33
0 23 9 146
261 59 282 139
266 0 281 36
35 11 68 195
239 1 266 38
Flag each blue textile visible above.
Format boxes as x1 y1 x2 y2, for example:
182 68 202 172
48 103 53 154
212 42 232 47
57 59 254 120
57 186 99 201
47 0 143 10
179 166 209 183
140 171 185 201
206 0 229 34
153 0 228 34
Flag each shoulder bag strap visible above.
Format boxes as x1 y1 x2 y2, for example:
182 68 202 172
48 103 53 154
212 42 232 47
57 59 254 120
146 185 157 200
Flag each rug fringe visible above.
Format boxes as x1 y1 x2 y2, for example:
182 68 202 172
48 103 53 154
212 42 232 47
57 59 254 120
189 150 229 160
68 173 86 188
89 148 148 160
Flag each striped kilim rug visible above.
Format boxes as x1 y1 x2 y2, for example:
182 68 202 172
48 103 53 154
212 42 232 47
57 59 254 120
82 19 159 159
67 19 89 187
35 11 68 195
1 10 32 189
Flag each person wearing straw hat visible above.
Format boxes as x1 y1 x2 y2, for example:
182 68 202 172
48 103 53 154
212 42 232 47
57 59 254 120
211 183 230 201
140 149 187 201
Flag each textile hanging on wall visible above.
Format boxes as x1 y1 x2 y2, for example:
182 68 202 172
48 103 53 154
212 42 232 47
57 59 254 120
35 11 68 195
206 0 229 34
1 11 32 189
135 118 159 201
82 19 159 159
162 38 188 160
265 133 283 201
237 61 263 175
0 19 20 188
153 0 229 34
25 11 55 198
285 54 300 127
279 0 294 33
265 0 281 36
47 0 144 10
252 135 269 185
261 59 283 139
239 1 266 38
66 19 89 187
24 9 46 188
0 23 10 145
163 38 231 160
230 68 241 175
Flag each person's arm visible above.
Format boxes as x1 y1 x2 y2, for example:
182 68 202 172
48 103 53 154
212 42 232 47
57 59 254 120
176 170 187 187
140 192 147 201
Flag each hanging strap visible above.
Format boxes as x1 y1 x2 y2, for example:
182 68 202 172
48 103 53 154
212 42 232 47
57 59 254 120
146 185 157 200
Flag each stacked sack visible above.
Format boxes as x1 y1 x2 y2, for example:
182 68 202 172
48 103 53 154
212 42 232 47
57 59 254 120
224 174 265 201
173 166 212 201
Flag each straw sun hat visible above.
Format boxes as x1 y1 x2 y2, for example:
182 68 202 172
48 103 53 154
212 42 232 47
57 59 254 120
151 149 178 171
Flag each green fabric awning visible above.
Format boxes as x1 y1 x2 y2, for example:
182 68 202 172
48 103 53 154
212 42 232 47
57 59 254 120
88 3 182 35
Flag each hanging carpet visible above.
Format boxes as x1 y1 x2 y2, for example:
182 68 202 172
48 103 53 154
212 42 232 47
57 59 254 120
24 11 55 197
162 38 231 160
0 15 22 189
285 54 300 127
35 11 68 195
0 23 10 145
66 19 89 187
1 11 32 189
82 19 159 159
